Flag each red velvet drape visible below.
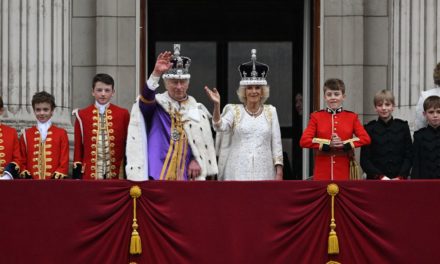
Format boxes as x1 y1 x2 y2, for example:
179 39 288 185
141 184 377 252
1 181 439 264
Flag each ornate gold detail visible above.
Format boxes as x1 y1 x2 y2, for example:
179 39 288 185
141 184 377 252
129 185 142 255
327 183 340 255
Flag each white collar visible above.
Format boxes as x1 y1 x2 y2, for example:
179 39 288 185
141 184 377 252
95 102 110 114
37 119 52 141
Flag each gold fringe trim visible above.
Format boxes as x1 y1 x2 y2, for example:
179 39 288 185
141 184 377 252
327 183 340 255
349 159 362 180
130 186 142 255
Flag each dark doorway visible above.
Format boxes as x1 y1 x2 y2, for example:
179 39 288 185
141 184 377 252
146 0 305 179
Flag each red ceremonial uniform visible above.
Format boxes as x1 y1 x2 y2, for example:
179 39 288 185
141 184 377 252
300 108 371 180
0 124 21 177
73 104 130 179
19 125 69 179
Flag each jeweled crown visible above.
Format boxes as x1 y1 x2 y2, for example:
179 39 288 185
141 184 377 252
238 49 269 86
163 44 191 80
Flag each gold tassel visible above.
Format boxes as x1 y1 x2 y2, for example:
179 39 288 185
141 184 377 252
130 186 142 255
327 183 340 254
349 150 362 180
349 159 361 180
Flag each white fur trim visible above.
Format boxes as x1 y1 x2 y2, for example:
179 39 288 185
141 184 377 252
72 109 84 144
156 93 218 179
125 98 149 181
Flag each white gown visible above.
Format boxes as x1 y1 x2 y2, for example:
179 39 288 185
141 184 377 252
214 104 283 180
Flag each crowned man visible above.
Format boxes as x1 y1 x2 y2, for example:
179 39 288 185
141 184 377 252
126 44 218 181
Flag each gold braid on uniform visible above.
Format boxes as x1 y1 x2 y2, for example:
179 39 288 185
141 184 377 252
312 138 331 151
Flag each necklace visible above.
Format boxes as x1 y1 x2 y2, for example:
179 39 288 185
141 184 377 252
244 105 262 117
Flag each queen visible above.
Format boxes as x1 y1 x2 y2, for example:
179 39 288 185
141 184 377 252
205 49 283 180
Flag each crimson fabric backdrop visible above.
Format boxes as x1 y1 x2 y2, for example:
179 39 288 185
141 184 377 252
1 180 440 264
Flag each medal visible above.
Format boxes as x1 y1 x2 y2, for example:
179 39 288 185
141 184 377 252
171 128 180 141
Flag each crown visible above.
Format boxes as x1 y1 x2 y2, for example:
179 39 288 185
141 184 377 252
238 49 269 86
162 44 191 79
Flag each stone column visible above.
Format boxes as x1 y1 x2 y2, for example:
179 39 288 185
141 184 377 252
0 0 71 131
391 0 440 129
323 0 365 119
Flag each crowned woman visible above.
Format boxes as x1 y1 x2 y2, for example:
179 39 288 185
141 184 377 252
205 49 283 180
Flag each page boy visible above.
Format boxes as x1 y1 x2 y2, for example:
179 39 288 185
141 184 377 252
412 95 440 179
300 78 371 180
0 96 21 180
360 90 412 180
19 91 69 179
72 73 130 179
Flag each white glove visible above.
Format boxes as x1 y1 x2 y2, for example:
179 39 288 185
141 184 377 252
0 172 13 180
381 176 391 180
